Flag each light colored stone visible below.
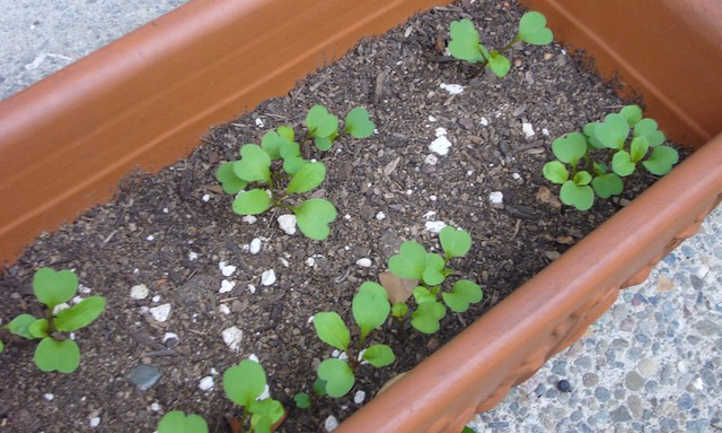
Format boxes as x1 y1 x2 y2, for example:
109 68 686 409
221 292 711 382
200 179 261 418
261 270 276 286
188 251 199 261
130 284 149 300
489 191 504 205
149 304 171 322
218 304 231 315
242 215 257 224
43 393 54 401
429 135 452 155
375 211 386 220
162 332 178 344
89 417 100 428
425 221 447 233
218 261 237 277
354 390 366 404
278 214 297 235
356 258 372 267
324 415 339 432
219 279 236 294
424 154 439 165
248 284 257 294
522 122 535 138
222 326 243 352
249 238 262 254
637 358 658 377
199 376 214 391
439 83 464 94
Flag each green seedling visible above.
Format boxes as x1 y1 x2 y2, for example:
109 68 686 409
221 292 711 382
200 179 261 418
293 392 312 409
448 11 553 77
223 359 285 433
385 226 483 335
312 282 395 398
543 105 679 210
216 105 374 240
157 410 208 433
0 268 106 373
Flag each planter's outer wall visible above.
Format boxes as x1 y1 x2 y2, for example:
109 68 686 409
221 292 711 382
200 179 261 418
0 0 449 267
518 0 722 147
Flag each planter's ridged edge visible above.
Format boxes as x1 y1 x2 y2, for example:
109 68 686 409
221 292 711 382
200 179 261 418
337 136 722 433
0 0 451 267
519 0 722 148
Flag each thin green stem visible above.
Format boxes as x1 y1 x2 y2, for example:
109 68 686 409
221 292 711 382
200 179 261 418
500 34 521 54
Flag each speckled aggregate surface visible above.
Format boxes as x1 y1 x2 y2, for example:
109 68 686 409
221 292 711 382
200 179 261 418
470 205 722 433
0 0 189 101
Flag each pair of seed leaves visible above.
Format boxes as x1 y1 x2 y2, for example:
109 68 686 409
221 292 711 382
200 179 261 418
306 105 376 150
449 11 553 77
0 268 106 373
543 105 678 210
216 141 337 240
221 359 285 433
387 227 482 334
312 282 396 397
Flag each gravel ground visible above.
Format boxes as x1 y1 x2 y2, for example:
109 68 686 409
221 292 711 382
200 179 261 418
1 2 720 432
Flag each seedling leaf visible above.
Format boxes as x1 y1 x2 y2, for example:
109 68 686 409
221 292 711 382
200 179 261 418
317 359 354 398
518 11 553 45
286 162 326 194
223 360 267 408
391 302 408 318
362 344 395 367
293 198 337 240
312 378 327 396
249 399 284 433
352 282 390 341
412 286 437 305
448 19 484 63
630 136 649 163
261 131 290 160
388 241 426 280
294 393 311 409
439 226 472 258
277 125 295 141
55 296 106 332
542 161 569 184
595 113 629 149
34 337 80 373
488 51 510 77
619 105 643 126
611 150 636 177
642 145 678 175
28 319 49 338
573 170 592 186
442 279 482 313
233 144 271 183
378 271 416 304
216 162 247 194
583 122 604 149
306 105 339 138
422 253 446 286
158 411 208 433
33 268 77 309
634 118 665 146
344 107 375 138
559 181 594 211
551 132 587 164
314 136 334 151
312 312 350 351
233 189 272 215
7 314 38 339
410 301 446 334
591 173 624 198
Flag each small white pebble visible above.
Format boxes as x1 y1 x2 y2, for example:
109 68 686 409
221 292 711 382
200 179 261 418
199 376 214 392
429 195 437 201
375 211 386 221
139 306 149 314
404 26 413 38
307 315 315 324
78 284 92 294
222 326 243 352
542 128 550 136
306 257 316 267
691 377 704 391
188 251 199 261
258 384 271 400
218 304 231 315
162 332 178 344
255 118 264 128
249 238 262 255
52 303 70 315
356 258 372 268
324 415 339 432
218 261 237 277
435 127 447 137
210 368 219 376
261 270 276 286
149 304 172 322
242 215 257 224
429 135 452 156
406 189 413 195
151 295 161 303
248 284 257 294
43 393 54 401
344 214 351 220
219 279 236 294
422 211 436 219
146 234 155 241
466 170 474 176
489 191 504 204
69 332 76 340
677 360 689 373
71 296 83 304
150 402 161 412
428 115 436 122
344 246 351 251
439 83 464 95
248 354 260 362
425 221 447 233
89 417 100 428
332 349 341 358
279 257 290 268
202 194 211 202
354 390 366 405
561 49 567 55
277 214 297 235
522 122 535 138
162 207 169 213
480 117 489 126
512 173 521 180
424 154 438 165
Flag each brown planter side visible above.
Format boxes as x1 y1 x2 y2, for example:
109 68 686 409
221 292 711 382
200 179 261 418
0 0 448 267
336 135 722 433
519 0 722 148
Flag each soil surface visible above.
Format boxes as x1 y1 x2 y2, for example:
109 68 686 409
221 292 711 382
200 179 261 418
0 1 684 432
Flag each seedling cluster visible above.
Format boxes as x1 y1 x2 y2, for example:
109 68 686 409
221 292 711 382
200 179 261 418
216 105 375 240
543 105 679 210
448 11 553 77
0 268 106 373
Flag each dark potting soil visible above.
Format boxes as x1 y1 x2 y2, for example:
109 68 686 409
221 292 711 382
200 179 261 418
0 1 685 432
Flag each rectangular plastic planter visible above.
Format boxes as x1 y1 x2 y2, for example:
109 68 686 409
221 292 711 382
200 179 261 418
0 0 720 432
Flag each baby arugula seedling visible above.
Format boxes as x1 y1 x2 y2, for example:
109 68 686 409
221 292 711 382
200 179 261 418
157 411 208 433
312 282 395 398
448 11 553 77
543 105 679 210
0 268 106 373
386 226 482 334
215 105 374 240
223 359 285 433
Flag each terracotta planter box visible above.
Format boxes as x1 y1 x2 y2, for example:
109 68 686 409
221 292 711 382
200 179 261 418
0 0 720 432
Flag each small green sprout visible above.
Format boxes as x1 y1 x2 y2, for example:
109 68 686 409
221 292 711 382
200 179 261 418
293 392 312 409
448 11 553 77
543 105 679 210
157 411 208 433
223 359 285 433
0 268 106 373
386 226 483 334
216 105 374 240
312 282 395 398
